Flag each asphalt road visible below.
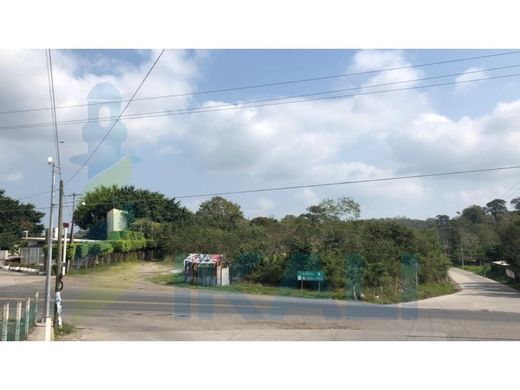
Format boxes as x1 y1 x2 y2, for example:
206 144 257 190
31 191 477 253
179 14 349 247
1 265 519 340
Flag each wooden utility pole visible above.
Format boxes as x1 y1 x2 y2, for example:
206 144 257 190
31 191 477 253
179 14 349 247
54 179 64 325
68 192 80 245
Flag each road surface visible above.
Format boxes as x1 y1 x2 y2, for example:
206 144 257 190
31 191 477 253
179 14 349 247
1 264 519 340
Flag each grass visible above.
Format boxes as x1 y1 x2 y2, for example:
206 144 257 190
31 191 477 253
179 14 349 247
460 264 520 291
67 260 142 289
54 322 77 340
150 268 455 304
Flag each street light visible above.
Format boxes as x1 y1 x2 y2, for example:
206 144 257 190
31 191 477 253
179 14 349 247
43 156 57 341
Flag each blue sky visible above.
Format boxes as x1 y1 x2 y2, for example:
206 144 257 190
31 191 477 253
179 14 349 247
2 49 520 223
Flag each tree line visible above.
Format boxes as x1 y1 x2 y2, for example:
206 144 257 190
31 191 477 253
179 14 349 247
4 185 518 294
431 199 520 274
72 186 451 294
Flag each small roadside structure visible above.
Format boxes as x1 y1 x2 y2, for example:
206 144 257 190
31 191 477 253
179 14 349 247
107 208 128 237
183 253 230 286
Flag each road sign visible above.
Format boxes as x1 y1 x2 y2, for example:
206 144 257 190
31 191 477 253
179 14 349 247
297 271 325 281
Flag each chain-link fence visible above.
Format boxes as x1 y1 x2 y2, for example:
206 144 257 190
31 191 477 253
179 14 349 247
1 292 39 341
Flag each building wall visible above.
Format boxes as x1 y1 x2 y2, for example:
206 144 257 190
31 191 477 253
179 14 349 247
221 267 230 286
107 208 128 235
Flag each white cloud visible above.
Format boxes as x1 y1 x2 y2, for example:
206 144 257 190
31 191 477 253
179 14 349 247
455 66 487 92
256 197 274 211
3 171 23 182
0 49 200 192
294 188 320 207
3 49 520 220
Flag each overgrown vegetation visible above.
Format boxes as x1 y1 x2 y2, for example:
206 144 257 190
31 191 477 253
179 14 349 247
140 195 453 302
152 267 455 304
460 264 520 291
9 183 520 303
432 199 520 275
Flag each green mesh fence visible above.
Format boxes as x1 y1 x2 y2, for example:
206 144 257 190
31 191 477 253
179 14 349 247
1 300 38 341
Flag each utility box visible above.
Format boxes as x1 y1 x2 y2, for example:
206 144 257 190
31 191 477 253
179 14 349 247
107 208 128 236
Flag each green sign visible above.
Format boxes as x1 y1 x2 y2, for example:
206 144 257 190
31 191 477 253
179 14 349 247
297 271 325 281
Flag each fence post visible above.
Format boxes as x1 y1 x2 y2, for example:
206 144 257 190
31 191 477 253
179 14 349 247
2 302 8 341
34 291 39 325
15 301 21 341
25 297 31 339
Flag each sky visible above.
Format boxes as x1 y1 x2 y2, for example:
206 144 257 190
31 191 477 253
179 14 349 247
2 48 520 223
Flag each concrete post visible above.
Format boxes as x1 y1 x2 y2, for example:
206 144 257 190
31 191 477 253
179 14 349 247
25 297 31 339
15 301 21 341
2 302 8 341
34 291 39 325
62 227 68 275
44 161 56 333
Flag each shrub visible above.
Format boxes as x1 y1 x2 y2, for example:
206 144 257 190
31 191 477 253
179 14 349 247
76 244 90 258
88 242 114 256
107 231 122 240
107 230 145 241
66 244 77 260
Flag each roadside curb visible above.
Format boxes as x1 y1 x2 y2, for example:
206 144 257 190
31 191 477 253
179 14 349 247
27 321 54 341
448 275 462 293
0 265 44 275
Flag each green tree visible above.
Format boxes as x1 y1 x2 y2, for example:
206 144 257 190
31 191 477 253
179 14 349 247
485 199 508 221
0 189 44 250
74 185 191 239
461 205 489 224
500 220 520 273
130 218 162 239
195 196 245 230
303 197 360 223
435 214 450 256
510 197 520 211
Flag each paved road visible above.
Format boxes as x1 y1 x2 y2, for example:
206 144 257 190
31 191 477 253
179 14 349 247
402 267 520 313
1 265 519 340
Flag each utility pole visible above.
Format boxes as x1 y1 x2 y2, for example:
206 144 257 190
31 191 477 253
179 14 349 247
44 157 56 341
54 179 64 327
68 192 81 246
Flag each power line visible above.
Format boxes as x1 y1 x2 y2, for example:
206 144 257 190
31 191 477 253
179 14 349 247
5 70 520 206
0 189 59 203
170 164 520 199
499 178 520 199
64 50 165 186
504 180 520 200
3 164 520 213
5 67 520 203
45 49 61 172
0 50 519 116
2 65 520 132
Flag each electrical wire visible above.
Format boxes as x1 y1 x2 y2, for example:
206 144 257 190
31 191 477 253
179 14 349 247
64 50 165 185
0 49 519 116
2 163 520 213
45 49 61 172
1 64 520 132
6 69 520 203
500 178 520 199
